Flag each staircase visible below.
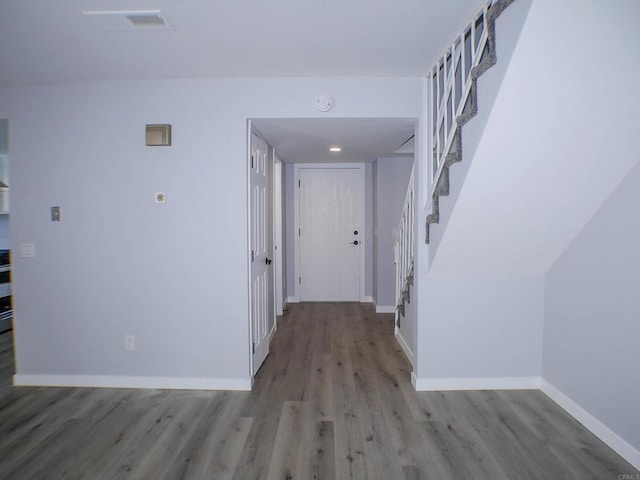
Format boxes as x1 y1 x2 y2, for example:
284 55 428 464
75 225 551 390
394 0 515 321
394 164 414 322
425 0 515 243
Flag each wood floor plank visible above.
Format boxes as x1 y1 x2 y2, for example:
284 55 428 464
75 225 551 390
377 374 436 472
160 391 253 480
75 390 169 473
333 382 368 480
416 391 511 480
357 400 405 480
301 420 336 480
412 420 459 480
265 400 307 480
307 352 334 420
120 391 210 479
231 417 278 480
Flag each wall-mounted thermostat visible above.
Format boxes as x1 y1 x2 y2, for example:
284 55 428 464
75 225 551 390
155 192 166 204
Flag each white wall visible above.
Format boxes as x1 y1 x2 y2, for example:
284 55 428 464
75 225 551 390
0 77 421 388
544 160 640 455
417 274 543 388
373 157 413 309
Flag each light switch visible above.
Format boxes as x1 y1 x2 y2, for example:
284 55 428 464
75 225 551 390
19 243 35 258
51 206 61 221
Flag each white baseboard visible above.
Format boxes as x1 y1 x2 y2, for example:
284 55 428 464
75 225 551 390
363 296 374 303
411 371 417 388
395 331 415 368
541 379 640 471
414 376 542 391
269 321 277 340
13 374 252 391
376 305 396 314
286 296 299 304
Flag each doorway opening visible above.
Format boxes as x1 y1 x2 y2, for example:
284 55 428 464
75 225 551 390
248 117 416 380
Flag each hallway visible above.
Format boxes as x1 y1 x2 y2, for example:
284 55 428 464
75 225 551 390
0 303 636 479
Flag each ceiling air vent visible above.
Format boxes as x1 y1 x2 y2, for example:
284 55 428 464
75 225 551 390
127 14 166 27
82 10 172 31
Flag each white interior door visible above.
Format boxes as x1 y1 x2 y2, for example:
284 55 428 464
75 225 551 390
298 165 364 301
250 133 274 374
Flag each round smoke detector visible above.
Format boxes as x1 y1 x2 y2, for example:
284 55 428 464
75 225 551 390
315 95 334 112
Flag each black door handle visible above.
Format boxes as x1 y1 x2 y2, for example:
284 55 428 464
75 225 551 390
265 257 272 265
350 240 359 246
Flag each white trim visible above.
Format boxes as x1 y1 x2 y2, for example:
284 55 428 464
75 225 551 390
246 120 254 379
273 157 284 317
13 374 252 391
395 331 415 367
414 376 542 391
363 295 374 304
268 320 277 343
294 164 300 301
358 166 366 302
294 163 366 302
411 371 417 388
376 305 396 314
286 296 299 304
541 379 640 471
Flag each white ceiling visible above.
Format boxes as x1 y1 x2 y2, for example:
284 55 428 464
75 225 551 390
0 0 484 87
253 118 415 163
0 1 482 164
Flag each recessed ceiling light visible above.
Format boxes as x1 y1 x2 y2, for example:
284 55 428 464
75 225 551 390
329 146 342 152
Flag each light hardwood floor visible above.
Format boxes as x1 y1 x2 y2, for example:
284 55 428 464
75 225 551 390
0 303 637 479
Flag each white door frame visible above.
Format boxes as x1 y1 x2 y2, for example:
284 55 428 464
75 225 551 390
273 155 284 316
246 121 254 378
293 163 366 302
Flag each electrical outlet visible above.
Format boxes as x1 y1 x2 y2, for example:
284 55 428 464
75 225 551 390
124 334 135 351
51 206 61 221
